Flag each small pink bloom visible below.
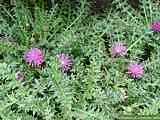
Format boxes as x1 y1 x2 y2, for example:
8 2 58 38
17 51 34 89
127 63 144 78
15 71 24 81
111 42 126 55
150 21 160 32
57 53 72 72
24 48 43 66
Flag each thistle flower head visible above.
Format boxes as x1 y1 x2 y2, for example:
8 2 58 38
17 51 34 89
150 21 160 32
57 53 72 72
127 63 144 78
15 71 24 81
111 42 126 55
24 48 43 66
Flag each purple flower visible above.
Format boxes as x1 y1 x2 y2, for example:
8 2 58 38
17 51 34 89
57 53 72 72
127 63 144 78
24 48 43 66
111 42 126 55
15 71 24 81
150 21 160 32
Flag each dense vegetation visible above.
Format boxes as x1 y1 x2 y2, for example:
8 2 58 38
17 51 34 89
0 0 160 120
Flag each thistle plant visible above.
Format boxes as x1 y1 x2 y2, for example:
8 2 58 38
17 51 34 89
0 0 160 120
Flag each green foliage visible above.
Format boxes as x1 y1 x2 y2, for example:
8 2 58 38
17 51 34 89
0 0 160 119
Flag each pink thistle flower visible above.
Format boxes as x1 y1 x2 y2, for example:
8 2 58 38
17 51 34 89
57 53 72 72
127 63 144 78
24 48 43 66
111 42 126 55
150 21 160 32
15 71 24 81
